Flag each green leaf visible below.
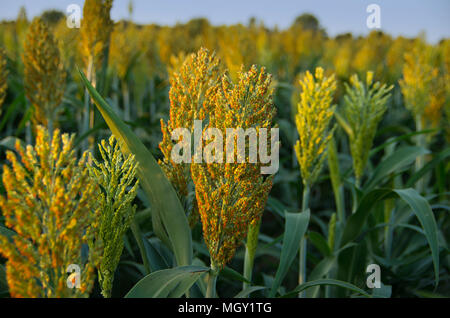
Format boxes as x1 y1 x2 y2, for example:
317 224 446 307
370 129 436 156
0 225 15 241
283 279 371 298
79 69 192 267
305 256 335 297
309 231 331 257
125 266 208 298
363 146 429 192
341 189 395 246
372 283 392 298
267 197 287 219
341 188 440 286
0 136 22 151
269 210 310 297
0 264 8 295
234 286 267 298
393 188 440 286
221 266 251 284
334 111 353 139
406 147 450 188
143 237 173 272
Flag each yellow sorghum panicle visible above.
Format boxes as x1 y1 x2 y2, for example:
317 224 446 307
53 18 80 71
22 18 66 128
423 76 446 131
0 48 7 109
109 21 140 80
159 48 221 198
79 0 113 79
400 42 439 121
191 65 276 270
88 135 139 298
294 67 337 187
0 126 101 298
343 72 393 182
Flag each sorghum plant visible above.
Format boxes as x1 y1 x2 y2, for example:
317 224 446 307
22 18 65 133
294 67 337 294
0 126 101 298
342 71 393 185
88 135 139 298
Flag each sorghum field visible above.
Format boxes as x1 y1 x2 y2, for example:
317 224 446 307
0 0 449 299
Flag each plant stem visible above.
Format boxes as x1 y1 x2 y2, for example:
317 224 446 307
122 80 130 122
299 185 310 298
415 115 425 193
242 219 261 293
327 137 345 223
83 58 94 151
302 185 310 212
206 265 218 298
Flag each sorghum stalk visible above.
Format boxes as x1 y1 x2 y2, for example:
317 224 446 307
298 185 309 297
325 212 337 297
327 137 345 223
206 265 219 298
415 116 425 192
0 48 8 111
243 219 261 292
130 219 151 275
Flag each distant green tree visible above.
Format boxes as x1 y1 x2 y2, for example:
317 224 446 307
40 10 65 27
292 13 320 31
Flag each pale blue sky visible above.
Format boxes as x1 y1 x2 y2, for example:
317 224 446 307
0 0 449 43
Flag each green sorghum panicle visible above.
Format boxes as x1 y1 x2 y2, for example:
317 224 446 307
88 135 139 298
342 71 393 183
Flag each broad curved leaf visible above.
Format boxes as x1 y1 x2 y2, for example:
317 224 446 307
125 266 208 298
363 146 429 192
341 188 440 286
269 210 310 297
283 279 371 298
235 286 267 298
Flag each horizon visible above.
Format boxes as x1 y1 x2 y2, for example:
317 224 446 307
0 0 449 43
